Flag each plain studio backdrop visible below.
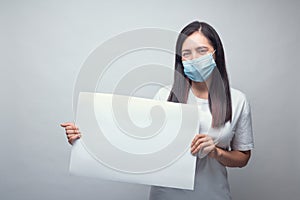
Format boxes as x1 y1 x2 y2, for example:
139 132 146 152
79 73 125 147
1 0 299 200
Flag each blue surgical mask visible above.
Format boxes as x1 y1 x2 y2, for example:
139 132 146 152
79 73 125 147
182 50 216 82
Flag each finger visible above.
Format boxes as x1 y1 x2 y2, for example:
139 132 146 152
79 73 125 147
191 135 215 155
60 122 75 127
191 134 206 145
67 133 81 139
195 136 210 145
193 134 207 142
191 142 203 154
192 144 202 155
192 143 206 155
68 134 81 145
65 126 79 130
68 137 75 145
191 137 207 149
66 132 81 139
191 134 209 147
66 129 80 134
191 140 212 154
193 135 214 146
67 134 74 139
60 122 70 127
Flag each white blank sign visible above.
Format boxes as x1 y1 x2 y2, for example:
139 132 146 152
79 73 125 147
69 92 200 190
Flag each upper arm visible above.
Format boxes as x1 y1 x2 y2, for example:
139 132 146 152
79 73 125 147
230 95 254 151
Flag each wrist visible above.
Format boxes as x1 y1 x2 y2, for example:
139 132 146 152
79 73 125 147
210 146 222 159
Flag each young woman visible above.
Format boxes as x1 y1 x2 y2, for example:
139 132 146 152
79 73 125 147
61 21 254 200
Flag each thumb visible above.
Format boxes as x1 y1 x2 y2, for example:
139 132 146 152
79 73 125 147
60 123 67 127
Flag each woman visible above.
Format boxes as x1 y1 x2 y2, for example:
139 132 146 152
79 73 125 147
61 21 254 200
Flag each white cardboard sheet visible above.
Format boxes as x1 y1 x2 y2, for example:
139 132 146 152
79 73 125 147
69 92 200 190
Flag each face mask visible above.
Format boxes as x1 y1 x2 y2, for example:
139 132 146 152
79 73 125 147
182 50 216 82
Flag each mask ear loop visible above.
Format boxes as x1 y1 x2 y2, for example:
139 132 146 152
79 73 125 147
203 50 215 59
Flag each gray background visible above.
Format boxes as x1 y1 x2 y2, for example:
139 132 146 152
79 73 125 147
1 0 299 200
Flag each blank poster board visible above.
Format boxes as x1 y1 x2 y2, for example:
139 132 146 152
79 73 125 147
69 92 200 190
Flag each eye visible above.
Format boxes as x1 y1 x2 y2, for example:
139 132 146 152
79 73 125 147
197 48 208 54
182 52 191 57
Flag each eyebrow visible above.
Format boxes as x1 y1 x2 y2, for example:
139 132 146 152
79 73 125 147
182 46 209 52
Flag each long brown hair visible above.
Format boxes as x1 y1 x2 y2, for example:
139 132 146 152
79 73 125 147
167 21 232 128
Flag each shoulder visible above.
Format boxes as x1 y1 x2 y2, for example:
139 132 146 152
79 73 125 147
230 87 251 114
230 87 247 102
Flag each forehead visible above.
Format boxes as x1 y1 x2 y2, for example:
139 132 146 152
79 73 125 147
182 31 212 50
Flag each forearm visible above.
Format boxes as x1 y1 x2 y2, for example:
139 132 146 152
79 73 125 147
210 147 251 168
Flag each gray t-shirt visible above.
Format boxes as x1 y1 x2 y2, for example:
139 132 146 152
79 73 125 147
149 85 254 200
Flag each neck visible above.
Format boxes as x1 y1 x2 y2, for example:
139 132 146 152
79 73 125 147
191 78 212 99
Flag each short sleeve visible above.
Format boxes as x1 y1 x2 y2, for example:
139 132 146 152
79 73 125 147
230 96 254 151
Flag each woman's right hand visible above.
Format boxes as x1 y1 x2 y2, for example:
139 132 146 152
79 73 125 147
60 122 81 145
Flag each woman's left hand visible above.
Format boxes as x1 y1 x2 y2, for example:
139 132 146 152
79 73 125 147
191 133 218 158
